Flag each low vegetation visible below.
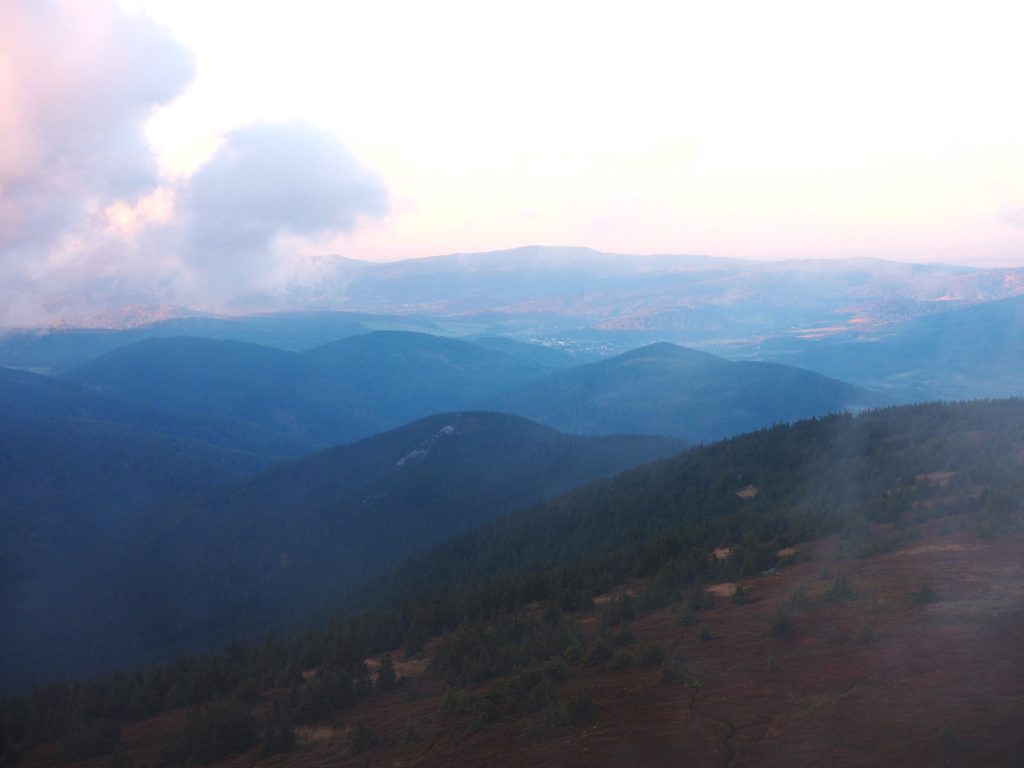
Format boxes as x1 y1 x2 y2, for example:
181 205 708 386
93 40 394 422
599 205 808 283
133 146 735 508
2 400 1023 765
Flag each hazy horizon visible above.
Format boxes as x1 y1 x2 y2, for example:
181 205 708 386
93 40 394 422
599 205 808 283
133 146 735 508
2 0 1022 324
2 6 1023 753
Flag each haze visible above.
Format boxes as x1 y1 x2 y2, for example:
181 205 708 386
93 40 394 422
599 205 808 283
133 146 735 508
1 0 1023 324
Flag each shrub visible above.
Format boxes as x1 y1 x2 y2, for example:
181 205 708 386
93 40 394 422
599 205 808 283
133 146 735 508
349 722 380 754
438 687 474 718
672 610 698 628
376 654 399 693
59 719 120 763
686 583 715 612
855 626 877 645
564 688 597 727
659 658 699 687
401 722 422 745
610 627 635 647
543 657 568 680
161 701 256 765
635 642 666 668
261 701 295 757
913 582 939 604
599 594 637 628
783 585 810 610
731 584 751 604
609 650 634 670
230 678 260 704
770 609 794 637
479 668 556 723
294 678 331 724
583 639 613 667
530 689 597 736
823 573 855 602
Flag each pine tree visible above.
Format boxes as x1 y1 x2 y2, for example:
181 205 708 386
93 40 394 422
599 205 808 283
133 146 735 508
376 654 399 693
261 701 296 756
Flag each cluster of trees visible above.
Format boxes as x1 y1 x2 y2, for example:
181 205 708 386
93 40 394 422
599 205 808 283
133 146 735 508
3 400 1022 764
8 411 678 693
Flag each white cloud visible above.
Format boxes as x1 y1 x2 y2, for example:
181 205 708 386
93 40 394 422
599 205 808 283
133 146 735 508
0 2 388 324
177 122 388 303
0 0 193 323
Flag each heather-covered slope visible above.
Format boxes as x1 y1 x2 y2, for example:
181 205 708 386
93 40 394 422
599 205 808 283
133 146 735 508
5 400 1023 767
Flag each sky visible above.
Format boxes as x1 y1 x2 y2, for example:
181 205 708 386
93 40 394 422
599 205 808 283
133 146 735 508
1 0 1023 323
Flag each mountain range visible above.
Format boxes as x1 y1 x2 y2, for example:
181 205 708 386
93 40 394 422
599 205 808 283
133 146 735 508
61 332 558 446
489 341 889 442
60 332 891 448
2 412 680 692
2 246 1023 766
749 293 1024 400
6 399 1021 766
220 247 1024 344
7 247 1024 370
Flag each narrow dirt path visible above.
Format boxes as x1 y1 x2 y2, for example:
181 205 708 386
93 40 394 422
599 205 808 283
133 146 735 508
664 625 738 768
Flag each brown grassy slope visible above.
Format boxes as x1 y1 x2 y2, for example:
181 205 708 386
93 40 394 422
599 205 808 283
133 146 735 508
23 516 1023 768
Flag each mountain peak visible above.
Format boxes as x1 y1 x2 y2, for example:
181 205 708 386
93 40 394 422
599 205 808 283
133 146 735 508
613 341 723 364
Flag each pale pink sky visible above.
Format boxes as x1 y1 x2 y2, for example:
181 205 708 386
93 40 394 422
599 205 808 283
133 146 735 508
131 0 1024 265
1 0 1023 322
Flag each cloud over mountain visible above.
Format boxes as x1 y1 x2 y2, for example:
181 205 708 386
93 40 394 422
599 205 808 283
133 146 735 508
0 1 387 325
179 122 388 303
0 0 193 323
0 1 192 244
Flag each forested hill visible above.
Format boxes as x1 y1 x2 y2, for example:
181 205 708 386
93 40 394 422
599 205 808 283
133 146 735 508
0 366 314 587
488 341 891 442
62 332 560 445
0 365 320 697
0 312 374 372
4 400 1021 767
3 413 681 692
371 399 1024 613
765 293 1024 400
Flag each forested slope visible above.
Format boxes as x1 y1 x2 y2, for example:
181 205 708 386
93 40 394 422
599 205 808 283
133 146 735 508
489 342 890 441
3 413 680 692
63 332 559 445
3 401 1022 768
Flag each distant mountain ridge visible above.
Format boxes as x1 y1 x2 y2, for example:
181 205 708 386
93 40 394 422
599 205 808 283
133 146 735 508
62 332 889 447
0 311 384 373
62 331 560 446
7 247 1024 366
489 341 890 442
239 246 1024 342
752 293 1024 400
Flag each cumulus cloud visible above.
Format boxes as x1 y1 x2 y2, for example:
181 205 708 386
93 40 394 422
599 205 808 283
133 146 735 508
0 1 192 246
178 122 388 303
0 2 387 325
0 0 193 323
